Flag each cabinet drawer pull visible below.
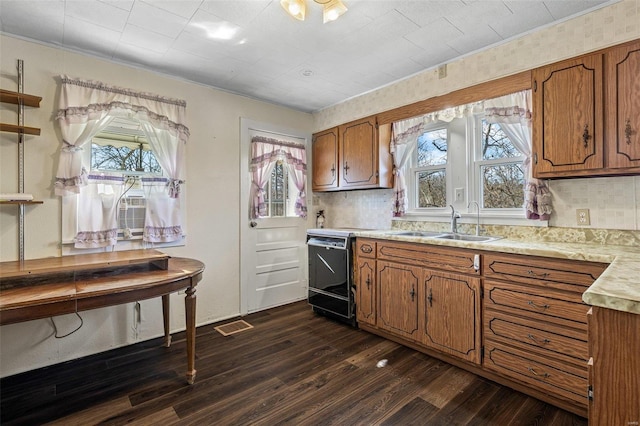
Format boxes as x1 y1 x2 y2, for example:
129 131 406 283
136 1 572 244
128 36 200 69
527 333 551 345
625 119 634 145
360 245 373 254
527 300 550 310
582 124 592 148
527 367 550 378
527 269 549 279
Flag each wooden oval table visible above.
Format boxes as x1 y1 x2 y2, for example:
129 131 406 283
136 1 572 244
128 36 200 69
0 249 205 384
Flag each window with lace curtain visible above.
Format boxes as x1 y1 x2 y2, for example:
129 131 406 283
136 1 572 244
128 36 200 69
408 115 524 213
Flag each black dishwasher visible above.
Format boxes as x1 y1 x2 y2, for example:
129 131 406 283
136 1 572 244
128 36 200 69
306 229 356 326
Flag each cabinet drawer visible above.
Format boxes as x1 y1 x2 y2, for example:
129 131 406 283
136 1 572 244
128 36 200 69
484 308 588 363
355 239 376 258
483 253 606 294
484 280 589 326
484 341 587 406
377 241 479 275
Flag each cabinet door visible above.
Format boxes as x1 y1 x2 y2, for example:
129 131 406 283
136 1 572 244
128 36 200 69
312 128 339 191
420 269 481 364
355 258 376 326
605 41 640 170
532 54 604 177
338 117 378 188
377 260 421 340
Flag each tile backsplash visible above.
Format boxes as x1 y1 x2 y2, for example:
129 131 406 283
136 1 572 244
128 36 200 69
314 189 394 230
314 175 640 232
549 176 639 230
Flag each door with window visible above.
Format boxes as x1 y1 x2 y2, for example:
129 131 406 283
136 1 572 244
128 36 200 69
240 119 310 314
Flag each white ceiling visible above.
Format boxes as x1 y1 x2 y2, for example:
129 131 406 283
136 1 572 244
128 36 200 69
0 0 613 113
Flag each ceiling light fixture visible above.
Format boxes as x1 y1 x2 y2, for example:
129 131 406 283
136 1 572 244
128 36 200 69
280 0 347 23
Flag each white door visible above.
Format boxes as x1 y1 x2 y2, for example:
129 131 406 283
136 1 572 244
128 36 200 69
239 118 310 314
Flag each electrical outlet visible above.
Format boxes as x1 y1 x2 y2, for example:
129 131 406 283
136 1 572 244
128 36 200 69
576 209 590 226
455 188 464 202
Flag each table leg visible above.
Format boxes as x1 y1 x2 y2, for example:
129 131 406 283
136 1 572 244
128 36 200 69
162 294 171 347
185 285 197 384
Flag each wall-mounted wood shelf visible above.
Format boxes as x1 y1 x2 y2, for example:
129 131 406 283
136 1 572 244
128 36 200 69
0 123 41 136
1 60 43 261
0 200 44 205
0 89 42 108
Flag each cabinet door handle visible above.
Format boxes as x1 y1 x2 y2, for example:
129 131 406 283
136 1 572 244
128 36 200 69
331 164 335 176
527 300 550 310
409 286 415 302
527 367 550 378
527 269 549 279
527 333 551 345
428 288 433 307
582 124 592 148
343 162 349 175
366 275 371 289
625 119 633 145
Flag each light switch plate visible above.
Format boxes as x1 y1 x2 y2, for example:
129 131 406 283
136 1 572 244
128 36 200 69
576 209 590 226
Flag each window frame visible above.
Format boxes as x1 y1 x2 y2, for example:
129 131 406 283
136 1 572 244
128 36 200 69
405 114 528 222
408 123 451 213
470 116 526 217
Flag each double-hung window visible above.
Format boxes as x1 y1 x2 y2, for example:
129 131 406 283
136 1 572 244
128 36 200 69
407 114 525 218
474 118 525 212
412 127 448 209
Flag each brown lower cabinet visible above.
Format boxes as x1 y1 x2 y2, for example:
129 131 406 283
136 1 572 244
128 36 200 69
588 306 640 426
354 238 609 418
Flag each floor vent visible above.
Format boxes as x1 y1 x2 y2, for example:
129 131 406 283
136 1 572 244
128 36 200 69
214 319 254 336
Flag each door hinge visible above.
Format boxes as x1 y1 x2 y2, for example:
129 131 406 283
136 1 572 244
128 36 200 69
481 346 485 359
588 385 594 401
534 80 537 92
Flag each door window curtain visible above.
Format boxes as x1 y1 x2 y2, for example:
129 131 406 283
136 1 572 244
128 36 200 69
250 136 307 219
55 76 189 246
484 90 552 220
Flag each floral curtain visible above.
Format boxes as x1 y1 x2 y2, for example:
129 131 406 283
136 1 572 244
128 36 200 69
74 173 124 248
484 90 552 220
55 76 189 246
250 136 307 219
390 117 426 216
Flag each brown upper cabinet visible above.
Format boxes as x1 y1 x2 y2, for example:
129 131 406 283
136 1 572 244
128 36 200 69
312 116 393 192
532 39 640 178
605 41 640 170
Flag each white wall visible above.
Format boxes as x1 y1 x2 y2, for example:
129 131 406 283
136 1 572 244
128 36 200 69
0 35 313 377
312 0 640 232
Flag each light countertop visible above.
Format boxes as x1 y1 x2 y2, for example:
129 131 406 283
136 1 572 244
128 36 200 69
354 229 640 315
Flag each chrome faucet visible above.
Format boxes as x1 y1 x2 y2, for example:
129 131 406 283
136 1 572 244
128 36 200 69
449 205 461 233
468 201 480 236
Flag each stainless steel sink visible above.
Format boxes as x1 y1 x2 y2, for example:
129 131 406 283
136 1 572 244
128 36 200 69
387 230 446 237
434 233 501 242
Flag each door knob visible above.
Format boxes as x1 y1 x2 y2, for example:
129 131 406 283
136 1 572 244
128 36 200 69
250 221 257 228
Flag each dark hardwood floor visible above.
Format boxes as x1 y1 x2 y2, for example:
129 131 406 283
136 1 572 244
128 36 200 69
0 301 588 425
